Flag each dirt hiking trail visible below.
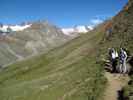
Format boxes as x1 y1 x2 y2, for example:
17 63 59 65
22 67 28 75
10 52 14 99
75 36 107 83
104 72 130 100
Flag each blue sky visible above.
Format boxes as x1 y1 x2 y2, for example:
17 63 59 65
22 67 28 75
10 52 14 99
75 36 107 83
0 0 128 27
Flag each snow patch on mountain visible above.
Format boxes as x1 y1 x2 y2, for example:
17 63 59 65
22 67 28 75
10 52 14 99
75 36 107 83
0 24 32 33
75 26 88 33
62 25 93 36
10 24 32 31
62 28 75 35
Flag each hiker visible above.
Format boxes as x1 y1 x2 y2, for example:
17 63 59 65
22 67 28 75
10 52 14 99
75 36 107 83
104 21 113 40
119 48 128 74
106 28 112 36
109 48 118 72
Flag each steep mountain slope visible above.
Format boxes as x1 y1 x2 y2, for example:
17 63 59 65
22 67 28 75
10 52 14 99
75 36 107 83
98 0 133 99
0 27 106 100
102 0 133 50
0 21 70 66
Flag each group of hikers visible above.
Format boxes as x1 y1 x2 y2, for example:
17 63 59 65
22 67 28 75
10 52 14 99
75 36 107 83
108 48 128 74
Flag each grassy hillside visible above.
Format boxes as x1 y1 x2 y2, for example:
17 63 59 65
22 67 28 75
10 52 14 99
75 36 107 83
0 29 106 100
101 0 133 50
99 0 133 99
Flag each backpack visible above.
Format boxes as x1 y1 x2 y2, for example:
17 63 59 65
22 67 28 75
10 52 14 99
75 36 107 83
120 51 127 60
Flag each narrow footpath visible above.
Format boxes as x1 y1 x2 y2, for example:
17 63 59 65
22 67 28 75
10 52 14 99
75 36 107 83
104 72 130 100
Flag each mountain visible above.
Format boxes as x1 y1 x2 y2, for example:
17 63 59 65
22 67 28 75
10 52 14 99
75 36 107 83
0 21 70 66
61 25 93 37
98 0 133 52
93 0 133 99
0 1 132 100
0 25 105 100
0 24 93 37
104 0 133 99
0 14 107 100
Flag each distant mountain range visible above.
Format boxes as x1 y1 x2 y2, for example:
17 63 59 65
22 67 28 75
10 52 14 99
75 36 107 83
0 21 71 66
0 23 93 37
0 20 94 66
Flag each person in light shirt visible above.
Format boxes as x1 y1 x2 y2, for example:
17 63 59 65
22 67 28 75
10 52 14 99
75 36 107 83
119 48 128 74
109 48 118 72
